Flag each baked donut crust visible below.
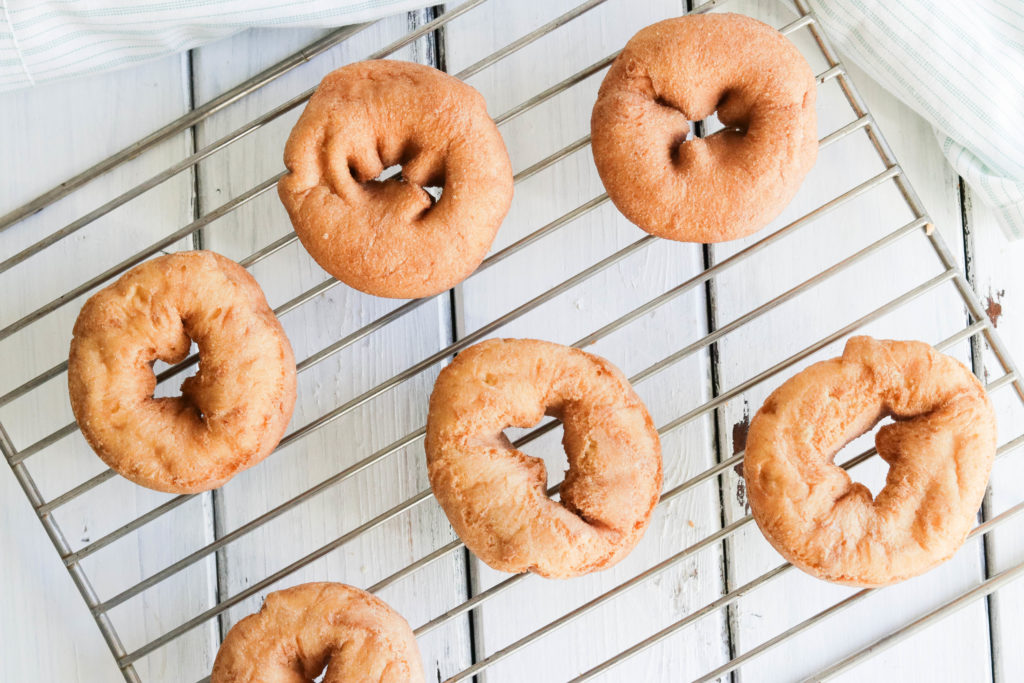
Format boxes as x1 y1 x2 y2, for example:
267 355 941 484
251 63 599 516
425 338 663 578
211 582 425 683
745 336 997 587
279 59 514 299
68 251 296 494
590 13 818 242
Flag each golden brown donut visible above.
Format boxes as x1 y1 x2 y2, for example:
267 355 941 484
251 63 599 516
590 13 818 243
68 251 296 494
211 582 425 683
425 338 663 578
278 59 513 299
744 336 997 587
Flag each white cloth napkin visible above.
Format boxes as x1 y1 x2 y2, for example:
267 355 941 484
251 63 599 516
0 0 434 90
2 0 1023 238
805 0 1024 240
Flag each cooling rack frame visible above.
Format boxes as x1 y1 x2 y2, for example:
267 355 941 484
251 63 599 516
2 0 1023 681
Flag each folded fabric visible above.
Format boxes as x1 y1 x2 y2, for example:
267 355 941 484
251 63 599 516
2 1 1022 238
0 0 434 90
806 0 1024 240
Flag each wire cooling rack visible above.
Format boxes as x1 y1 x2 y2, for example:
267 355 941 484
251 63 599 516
3 0 1024 681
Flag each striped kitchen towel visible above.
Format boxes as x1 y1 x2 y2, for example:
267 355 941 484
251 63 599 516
804 0 1024 239
1 1 1023 238
0 0 434 90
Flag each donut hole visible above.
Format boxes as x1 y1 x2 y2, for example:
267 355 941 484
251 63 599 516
697 91 749 140
650 95 695 164
862 414 897 498
505 403 612 508
704 110 747 137
664 108 745 167
147 326 205 417
830 412 898 499
151 364 205 421
504 415 567 499
712 89 749 133
653 93 748 165
348 141 446 213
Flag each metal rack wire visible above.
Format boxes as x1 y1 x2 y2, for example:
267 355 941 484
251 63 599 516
2 0 1023 681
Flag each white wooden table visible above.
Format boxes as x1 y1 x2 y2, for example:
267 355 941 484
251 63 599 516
2 1 1023 681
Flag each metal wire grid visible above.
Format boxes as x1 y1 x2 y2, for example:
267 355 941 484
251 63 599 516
1 0 1023 680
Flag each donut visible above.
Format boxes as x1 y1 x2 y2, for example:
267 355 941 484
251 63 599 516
744 336 997 587
278 59 514 299
425 338 662 578
211 582 425 683
590 13 818 243
68 251 296 494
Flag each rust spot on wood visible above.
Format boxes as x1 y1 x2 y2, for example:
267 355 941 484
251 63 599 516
985 288 1005 327
732 401 751 457
733 403 752 510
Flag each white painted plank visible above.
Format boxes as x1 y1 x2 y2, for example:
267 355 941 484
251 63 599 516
713 2 990 681
443 0 728 680
0 56 219 682
185 12 471 681
964 186 1024 682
